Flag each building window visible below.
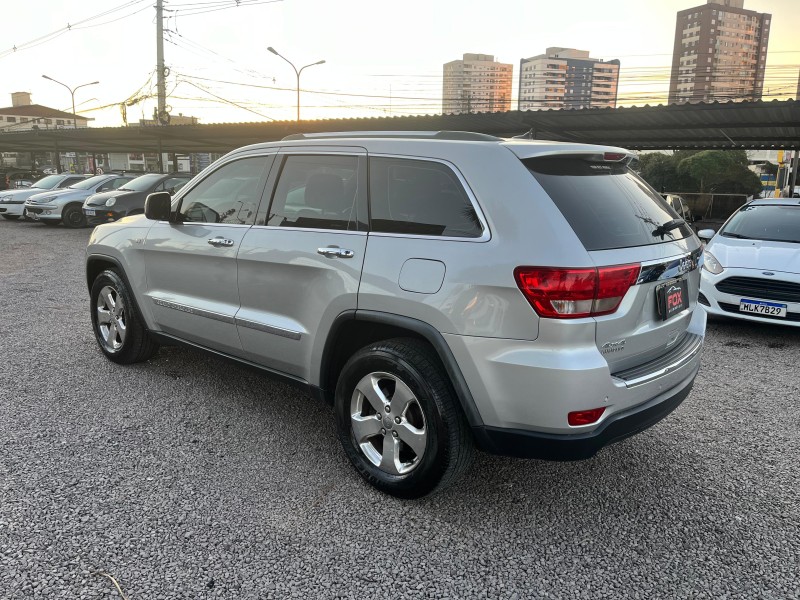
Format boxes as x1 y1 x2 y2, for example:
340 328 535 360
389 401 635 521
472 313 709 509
7 117 16 123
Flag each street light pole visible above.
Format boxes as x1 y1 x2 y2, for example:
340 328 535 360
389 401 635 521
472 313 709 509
41 75 99 129
267 47 325 122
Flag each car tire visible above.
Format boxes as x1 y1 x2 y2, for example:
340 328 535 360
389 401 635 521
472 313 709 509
62 204 87 228
90 269 158 364
1 214 19 220
334 337 473 499
41 220 61 226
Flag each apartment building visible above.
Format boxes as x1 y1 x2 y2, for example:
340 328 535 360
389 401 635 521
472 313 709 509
668 0 771 104
0 92 91 132
517 48 620 111
442 53 513 114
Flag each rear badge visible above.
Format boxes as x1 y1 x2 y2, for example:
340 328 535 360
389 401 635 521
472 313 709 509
601 339 626 354
762 272 775 276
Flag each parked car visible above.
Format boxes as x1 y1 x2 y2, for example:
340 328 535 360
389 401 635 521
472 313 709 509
25 174 135 228
784 185 800 198
0 169 45 191
83 172 192 225
86 131 706 498
698 198 800 327
0 174 89 220
662 193 695 224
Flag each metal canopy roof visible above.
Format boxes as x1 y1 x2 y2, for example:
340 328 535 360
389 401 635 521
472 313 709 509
1 99 798 155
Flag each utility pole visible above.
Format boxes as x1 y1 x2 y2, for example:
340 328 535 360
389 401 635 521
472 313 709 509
156 0 167 172
156 0 166 125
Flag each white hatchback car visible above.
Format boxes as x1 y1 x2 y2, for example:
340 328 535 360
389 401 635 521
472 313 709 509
699 198 800 327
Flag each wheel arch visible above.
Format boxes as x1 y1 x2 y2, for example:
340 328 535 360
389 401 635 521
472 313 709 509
86 253 157 334
319 309 484 428
86 254 127 291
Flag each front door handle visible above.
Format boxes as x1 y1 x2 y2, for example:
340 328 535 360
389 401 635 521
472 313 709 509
208 237 235 248
317 247 354 259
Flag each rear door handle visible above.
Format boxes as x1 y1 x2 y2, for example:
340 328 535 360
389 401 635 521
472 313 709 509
208 237 234 247
317 247 354 259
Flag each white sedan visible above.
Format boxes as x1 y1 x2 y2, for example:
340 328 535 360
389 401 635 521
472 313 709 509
699 198 800 327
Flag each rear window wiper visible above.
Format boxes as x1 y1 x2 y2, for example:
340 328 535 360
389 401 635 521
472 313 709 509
652 218 685 239
721 232 752 239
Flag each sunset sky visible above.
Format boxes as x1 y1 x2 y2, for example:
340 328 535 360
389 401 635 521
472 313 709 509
3 0 799 127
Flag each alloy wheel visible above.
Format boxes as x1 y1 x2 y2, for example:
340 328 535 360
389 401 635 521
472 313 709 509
350 371 427 475
96 285 127 350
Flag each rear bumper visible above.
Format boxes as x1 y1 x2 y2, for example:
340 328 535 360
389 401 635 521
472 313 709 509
472 371 695 460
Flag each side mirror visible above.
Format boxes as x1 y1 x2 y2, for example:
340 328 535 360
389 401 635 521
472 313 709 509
145 192 172 221
697 228 715 241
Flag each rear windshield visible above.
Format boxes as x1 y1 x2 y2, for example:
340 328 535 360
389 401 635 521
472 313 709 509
721 204 800 243
524 157 693 251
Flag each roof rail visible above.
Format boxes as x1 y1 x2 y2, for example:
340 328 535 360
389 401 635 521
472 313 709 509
281 130 501 142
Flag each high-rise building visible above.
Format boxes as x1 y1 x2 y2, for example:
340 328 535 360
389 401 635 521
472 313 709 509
668 0 771 104
442 53 513 115
517 48 620 111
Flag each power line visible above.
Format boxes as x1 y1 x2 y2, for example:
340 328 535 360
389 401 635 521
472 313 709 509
168 0 282 18
0 0 151 59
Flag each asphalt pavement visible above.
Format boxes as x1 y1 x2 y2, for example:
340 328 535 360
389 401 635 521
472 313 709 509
0 219 798 599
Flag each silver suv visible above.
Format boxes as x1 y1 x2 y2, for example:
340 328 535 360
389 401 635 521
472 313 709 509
85 131 706 498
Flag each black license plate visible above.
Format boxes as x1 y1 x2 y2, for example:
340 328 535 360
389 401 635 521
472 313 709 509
656 277 689 321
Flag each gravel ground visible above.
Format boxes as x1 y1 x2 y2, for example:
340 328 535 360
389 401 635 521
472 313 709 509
0 218 798 600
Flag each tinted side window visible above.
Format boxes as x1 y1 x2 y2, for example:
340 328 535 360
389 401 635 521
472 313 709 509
63 177 85 187
111 177 131 190
164 177 189 195
524 157 693 251
178 158 266 225
268 155 359 230
97 178 129 192
156 177 189 195
369 157 482 238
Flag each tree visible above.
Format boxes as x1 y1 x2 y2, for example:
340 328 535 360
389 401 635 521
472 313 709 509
638 150 762 196
676 150 761 195
637 151 700 192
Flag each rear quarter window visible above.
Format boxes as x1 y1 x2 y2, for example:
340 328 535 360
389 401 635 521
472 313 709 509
369 157 482 238
524 156 693 251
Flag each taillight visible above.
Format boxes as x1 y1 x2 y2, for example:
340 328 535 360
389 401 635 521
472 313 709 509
514 264 640 319
603 152 627 161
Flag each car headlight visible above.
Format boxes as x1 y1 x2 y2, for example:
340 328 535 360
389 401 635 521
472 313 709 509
703 250 724 274
105 197 117 207
0 195 11 203
37 195 57 203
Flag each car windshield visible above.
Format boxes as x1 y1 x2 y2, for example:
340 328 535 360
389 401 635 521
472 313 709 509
118 174 164 192
68 175 108 190
30 175 64 190
721 204 800 243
